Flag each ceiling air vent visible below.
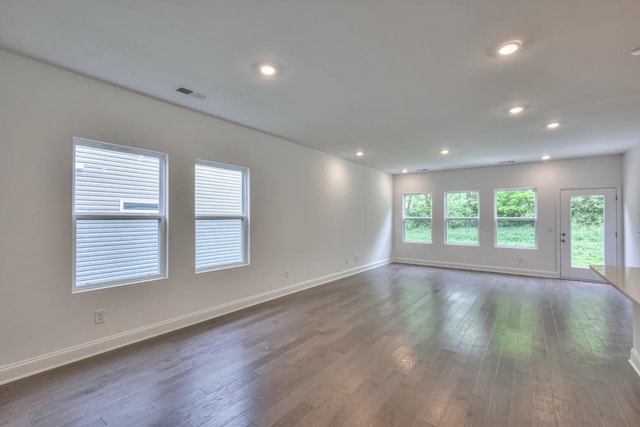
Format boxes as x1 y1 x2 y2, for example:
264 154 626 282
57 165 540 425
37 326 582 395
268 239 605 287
418 168 429 172
499 160 516 164
176 86 206 99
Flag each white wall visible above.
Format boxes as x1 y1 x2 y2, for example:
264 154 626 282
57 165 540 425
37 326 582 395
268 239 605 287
393 157 623 276
0 50 392 383
624 143 640 267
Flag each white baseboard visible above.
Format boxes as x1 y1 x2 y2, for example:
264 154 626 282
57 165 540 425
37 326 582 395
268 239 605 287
630 348 640 378
391 257 558 278
0 259 390 386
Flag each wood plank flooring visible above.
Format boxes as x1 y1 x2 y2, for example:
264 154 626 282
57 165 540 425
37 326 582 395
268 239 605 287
2 263 640 426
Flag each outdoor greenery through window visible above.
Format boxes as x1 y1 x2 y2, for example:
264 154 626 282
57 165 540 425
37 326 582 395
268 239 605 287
495 188 537 248
446 191 479 245
571 195 605 268
403 194 432 243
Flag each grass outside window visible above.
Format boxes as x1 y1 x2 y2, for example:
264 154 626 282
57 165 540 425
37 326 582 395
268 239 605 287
403 194 432 243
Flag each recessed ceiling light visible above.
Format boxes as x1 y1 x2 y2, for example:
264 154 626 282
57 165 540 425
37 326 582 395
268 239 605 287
541 155 550 160
259 63 277 76
497 40 522 56
508 106 525 114
441 149 449 155
546 122 560 129
402 168 408 173
631 46 640 56
356 151 364 157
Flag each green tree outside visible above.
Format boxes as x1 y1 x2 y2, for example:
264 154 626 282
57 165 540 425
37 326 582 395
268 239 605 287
403 190 605 267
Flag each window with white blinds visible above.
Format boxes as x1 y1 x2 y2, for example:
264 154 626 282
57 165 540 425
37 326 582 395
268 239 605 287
195 160 249 272
73 138 167 291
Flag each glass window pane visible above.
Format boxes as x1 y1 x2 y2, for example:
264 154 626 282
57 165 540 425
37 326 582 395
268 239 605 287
496 189 536 218
446 219 478 245
196 219 244 269
75 144 160 214
195 164 244 216
447 192 478 217
570 195 604 268
497 220 536 248
404 219 432 243
76 218 160 287
404 194 432 217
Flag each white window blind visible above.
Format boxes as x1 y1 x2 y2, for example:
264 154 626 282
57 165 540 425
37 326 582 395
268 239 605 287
73 138 167 291
195 160 249 271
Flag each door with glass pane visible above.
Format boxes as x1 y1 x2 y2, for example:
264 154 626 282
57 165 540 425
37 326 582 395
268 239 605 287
560 188 617 281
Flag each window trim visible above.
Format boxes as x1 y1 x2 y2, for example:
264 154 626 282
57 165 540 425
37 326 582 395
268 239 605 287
494 187 538 250
72 137 168 293
402 193 432 244
445 190 480 246
195 159 250 273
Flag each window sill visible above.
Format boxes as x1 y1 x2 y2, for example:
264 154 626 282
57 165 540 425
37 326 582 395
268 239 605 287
72 274 167 293
196 262 249 274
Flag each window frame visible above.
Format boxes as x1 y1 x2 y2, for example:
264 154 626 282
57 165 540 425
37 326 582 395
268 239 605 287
494 187 538 249
445 190 480 246
402 193 432 244
195 159 250 273
72 137 168 293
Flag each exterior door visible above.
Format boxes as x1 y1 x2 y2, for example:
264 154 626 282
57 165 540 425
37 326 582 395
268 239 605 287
560 188 617 281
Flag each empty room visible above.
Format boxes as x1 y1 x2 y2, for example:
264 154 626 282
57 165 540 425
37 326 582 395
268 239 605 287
1 1 640 426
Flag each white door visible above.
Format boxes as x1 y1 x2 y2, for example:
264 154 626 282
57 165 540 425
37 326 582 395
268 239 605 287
560 188 617 281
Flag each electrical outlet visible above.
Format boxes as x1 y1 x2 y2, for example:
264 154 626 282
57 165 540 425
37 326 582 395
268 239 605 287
94 309 106 324
354 255 359 263
517 257 523 264
345 257 349 264
284 270 289 279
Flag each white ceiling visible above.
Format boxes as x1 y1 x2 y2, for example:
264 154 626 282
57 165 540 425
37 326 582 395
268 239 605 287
1 0 639 173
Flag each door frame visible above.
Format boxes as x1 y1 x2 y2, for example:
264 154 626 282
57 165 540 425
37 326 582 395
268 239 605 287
558 187 619 281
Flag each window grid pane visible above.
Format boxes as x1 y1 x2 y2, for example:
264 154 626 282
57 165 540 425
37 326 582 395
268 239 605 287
195 164 243 216
196 219 245 269
446 219 479 245
446 192 478 218
404 219 432 243
404 194 432 218
496 189 536 218
76 218 160 287
75 144 160 214
496 219 536 248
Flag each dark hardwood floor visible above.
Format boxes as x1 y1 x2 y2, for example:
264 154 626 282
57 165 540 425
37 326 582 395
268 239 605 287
2 263 640 426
